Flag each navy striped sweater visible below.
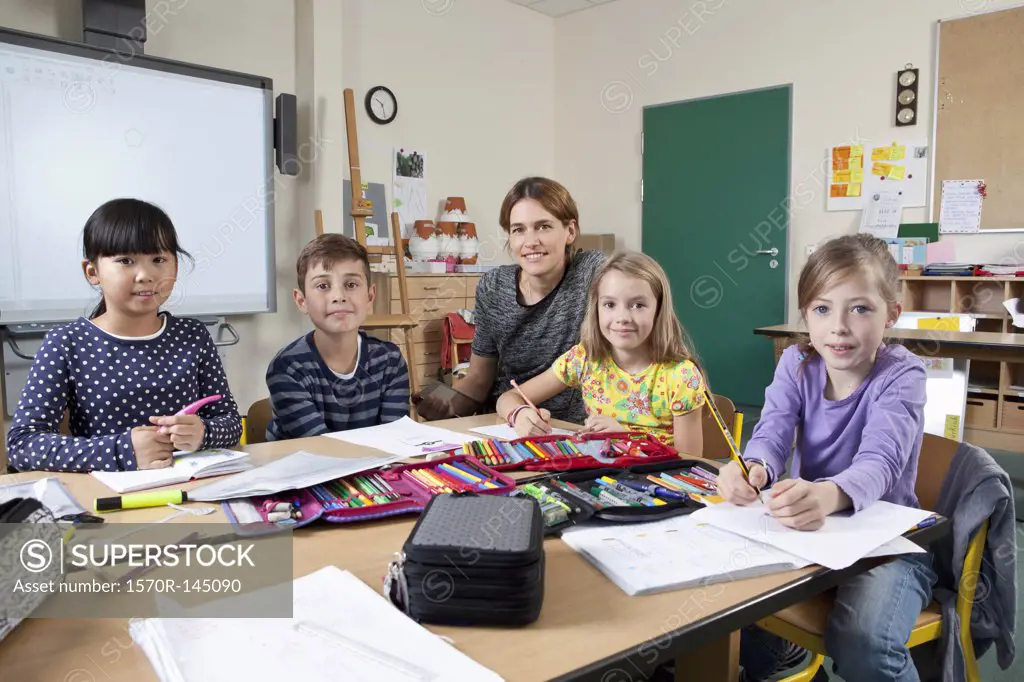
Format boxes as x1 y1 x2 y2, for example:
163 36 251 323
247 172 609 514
265 331 410 441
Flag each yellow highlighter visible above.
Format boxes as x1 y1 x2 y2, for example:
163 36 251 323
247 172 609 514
95 489 188 512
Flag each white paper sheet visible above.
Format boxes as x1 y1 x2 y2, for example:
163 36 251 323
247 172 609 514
859 188 903 238
91 449 252 493
324 416 477 457
187 451 403 501
1003 298 1024 329
130 566 502 682
469 424 576 440
939 180 984 233
692 500 931 570
561 514 813 596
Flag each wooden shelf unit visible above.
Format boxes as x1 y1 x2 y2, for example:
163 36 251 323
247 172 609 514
901 275 1024 451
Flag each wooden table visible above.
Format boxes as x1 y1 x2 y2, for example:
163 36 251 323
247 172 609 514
0 414 946 682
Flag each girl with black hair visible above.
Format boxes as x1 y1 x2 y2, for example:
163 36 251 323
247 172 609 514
6 199 242 472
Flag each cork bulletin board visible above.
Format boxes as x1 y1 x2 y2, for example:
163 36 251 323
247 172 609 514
932 5 1024 231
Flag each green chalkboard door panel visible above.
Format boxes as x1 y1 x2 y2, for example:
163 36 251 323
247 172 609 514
642 86 791 406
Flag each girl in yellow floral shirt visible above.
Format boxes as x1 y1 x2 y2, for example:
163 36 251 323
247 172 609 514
496 251 706 456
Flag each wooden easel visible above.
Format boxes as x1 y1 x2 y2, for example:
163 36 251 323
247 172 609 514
313 88 419 397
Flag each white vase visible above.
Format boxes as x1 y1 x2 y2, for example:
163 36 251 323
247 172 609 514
437 234 459 258
409 234 439 260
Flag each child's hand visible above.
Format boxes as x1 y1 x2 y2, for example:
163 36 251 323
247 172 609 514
579 414 623 434
514 407 552 437
149 415 206 453
131 426 175 469
765 479 845 531
716 460 768 505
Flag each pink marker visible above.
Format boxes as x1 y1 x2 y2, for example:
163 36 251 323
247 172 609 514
177 394 222 416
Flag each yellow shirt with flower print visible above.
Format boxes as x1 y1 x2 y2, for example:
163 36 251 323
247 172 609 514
552 344 706 446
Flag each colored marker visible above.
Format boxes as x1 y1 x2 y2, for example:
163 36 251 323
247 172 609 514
96 489 188 512
177 395 222 416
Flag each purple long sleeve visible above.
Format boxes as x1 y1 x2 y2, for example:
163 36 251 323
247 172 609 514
743 343 927 511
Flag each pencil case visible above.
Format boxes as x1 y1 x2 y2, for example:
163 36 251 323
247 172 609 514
523 458 718 535
385 493 545 627
459 431 681 473
221 455 516 536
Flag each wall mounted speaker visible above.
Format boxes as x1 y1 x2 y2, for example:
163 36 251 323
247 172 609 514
275 93 298 176
895 64 919 127
82 0 147 53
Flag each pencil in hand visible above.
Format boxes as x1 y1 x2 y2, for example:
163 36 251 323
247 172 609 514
509 379 551 435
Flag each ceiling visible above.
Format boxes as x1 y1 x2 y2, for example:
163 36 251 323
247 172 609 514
506 0 624 18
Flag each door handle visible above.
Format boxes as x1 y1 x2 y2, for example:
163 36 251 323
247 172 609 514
755 248 779 257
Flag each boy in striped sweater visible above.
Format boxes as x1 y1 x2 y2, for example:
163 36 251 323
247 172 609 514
265 234 410 441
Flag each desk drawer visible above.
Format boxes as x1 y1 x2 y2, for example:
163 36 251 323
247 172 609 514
391 319 444 345
391 298 465 320
1002 399 1024 432
965 397 997 429
411 341 443 367
412 361 442 386
392 276 465 301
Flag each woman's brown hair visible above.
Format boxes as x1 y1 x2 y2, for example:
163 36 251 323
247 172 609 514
498 177 580 261
579 251 702 370
797 233 901 358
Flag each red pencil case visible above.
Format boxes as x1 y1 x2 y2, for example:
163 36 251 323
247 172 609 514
461 432 681 472
221 455 516 535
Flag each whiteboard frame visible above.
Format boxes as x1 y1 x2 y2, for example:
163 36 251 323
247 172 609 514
0 27 278 322
930 3 1024 233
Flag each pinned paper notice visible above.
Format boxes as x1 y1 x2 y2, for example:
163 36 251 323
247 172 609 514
939 180 984 233
859 189 903 238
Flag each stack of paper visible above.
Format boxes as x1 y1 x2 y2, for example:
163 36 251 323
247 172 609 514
92 449 253 493
187 451 404 501
692 500 931 570
130 566 503 682
324 416 478 457
562 502 929 596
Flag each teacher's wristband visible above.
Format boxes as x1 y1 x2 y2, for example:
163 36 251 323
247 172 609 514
507 405 530 428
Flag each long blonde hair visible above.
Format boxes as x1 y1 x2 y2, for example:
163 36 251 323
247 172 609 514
579 251 700 368
798 234 900 359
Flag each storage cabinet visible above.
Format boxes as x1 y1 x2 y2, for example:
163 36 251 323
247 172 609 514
369 272 480 388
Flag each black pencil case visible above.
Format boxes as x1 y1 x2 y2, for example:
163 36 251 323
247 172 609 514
384 493 545 627
524 458 713 535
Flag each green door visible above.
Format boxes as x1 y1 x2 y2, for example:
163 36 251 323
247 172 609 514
642 86 791 406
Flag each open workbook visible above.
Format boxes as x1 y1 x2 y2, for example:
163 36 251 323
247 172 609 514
91 449 253 494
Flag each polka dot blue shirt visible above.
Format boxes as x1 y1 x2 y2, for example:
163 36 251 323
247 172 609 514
6 313 243 473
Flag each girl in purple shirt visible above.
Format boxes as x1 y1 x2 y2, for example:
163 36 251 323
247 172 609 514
718 234 934 682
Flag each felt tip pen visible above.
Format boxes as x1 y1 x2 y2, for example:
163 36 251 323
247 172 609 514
177 394 222 416
912 515 939 530
618 480 686 500
96 489 188 512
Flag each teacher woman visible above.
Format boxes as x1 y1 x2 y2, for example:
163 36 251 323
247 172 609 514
421 177 605 426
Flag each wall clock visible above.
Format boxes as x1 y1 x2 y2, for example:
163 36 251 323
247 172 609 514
365 86 397 124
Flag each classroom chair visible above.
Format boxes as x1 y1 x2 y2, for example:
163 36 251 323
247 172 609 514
702 393 744 459
244 398 272 446
753 433 987 682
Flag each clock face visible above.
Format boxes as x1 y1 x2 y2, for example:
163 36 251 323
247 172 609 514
366 86 397 124
897 108 915 124
898 89 916 105
898 70 917 87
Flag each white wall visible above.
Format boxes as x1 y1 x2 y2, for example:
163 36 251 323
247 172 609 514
552 0 1024 320
342 0 555 263
0 0 555 423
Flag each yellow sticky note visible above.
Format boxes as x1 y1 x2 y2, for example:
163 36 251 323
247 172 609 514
918 317 960 330
872 162 890 177
944 414 961 440
850 145 864 158
872 147 890 162
833 170 851 183
846 183 861 197
890 145 905 160
888 165 906 180
851 169 864 183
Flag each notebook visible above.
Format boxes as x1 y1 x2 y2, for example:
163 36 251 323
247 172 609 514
692 500 931 570
323 416 478 457
91 449 253 494
561 513 926 596
129 565 503 682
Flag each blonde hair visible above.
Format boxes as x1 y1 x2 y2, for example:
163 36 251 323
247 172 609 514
579 251 700 368
797 233 900 358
